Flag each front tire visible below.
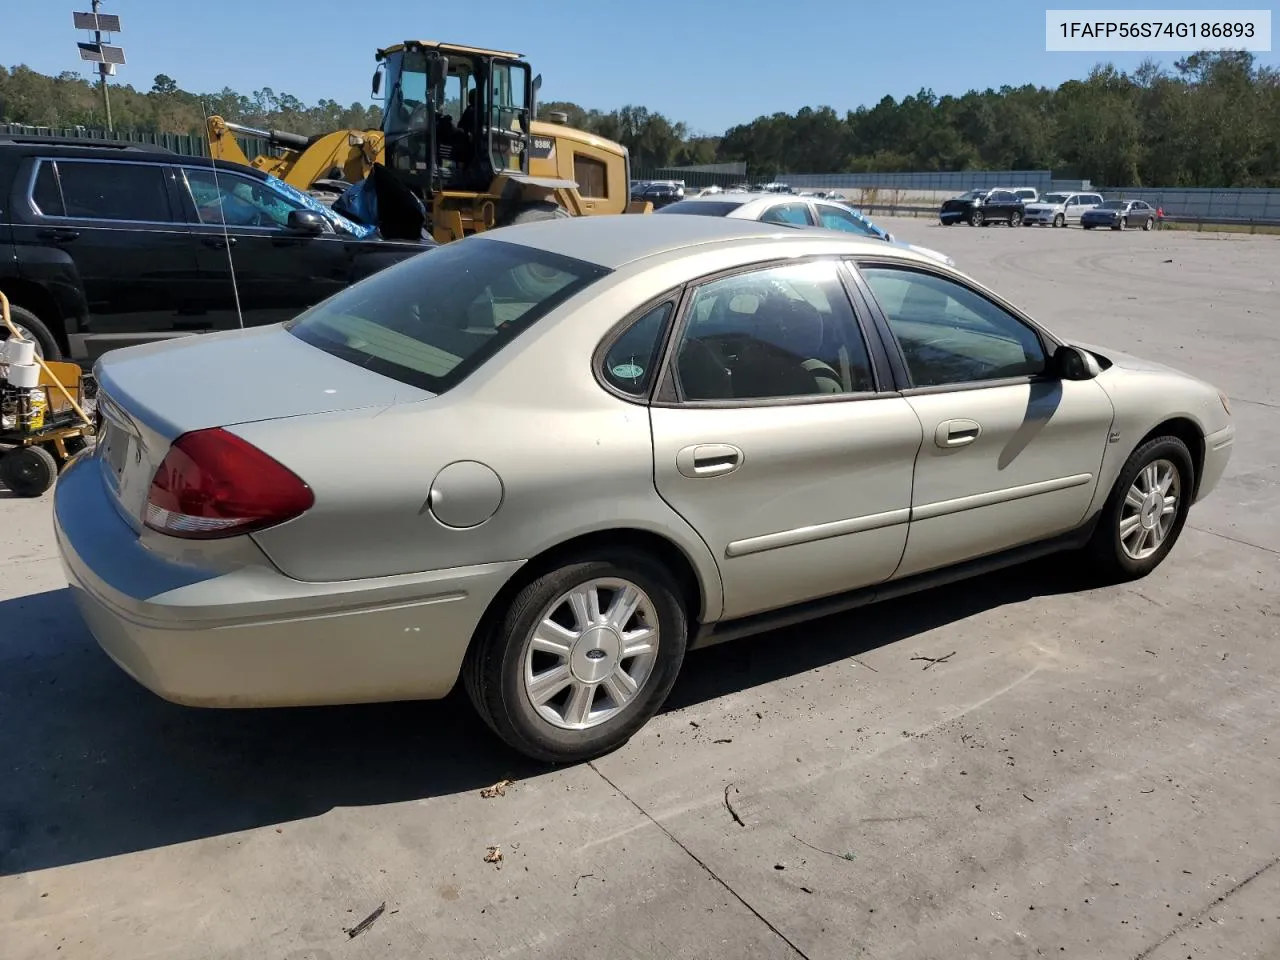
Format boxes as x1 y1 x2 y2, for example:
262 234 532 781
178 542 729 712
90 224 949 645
1085 436 1194 582
1053 213 1065 228
464 550 689 763
505 201 570 226
968 210 983 227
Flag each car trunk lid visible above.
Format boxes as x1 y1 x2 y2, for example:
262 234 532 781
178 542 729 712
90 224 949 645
92 325 432 528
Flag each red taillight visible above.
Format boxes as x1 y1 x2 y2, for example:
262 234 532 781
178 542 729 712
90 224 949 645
144 428 314 539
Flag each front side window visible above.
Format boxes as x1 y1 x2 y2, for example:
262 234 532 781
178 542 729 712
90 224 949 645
38 160 173 222
759 202 813 227
673 260 875 401
183 169 302 229
289 238 609 393
601 302 673 396
816 205 882 237
860 266 1046 387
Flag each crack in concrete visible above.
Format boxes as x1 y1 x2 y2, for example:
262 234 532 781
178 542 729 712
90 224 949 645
1131 854 1280 960
1187 524 1280 557
589 761 813 960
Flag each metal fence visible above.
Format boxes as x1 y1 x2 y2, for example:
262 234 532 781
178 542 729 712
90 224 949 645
780 170 1057 192
0 123 270 162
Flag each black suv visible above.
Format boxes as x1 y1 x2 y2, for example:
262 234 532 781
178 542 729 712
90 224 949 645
939 189 1026 228
0 137 434 362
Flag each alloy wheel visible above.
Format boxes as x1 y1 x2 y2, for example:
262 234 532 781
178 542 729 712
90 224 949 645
1119 459 1180 561
521 577 660 731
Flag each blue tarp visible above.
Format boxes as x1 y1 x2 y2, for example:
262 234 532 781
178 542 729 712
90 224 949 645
265 174 377 240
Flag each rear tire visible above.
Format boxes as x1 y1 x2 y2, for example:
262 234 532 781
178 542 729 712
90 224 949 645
1 303 61 361
0 445 59 497
1143 217 1154 231
464 549 689 763
1008 209 1022 227
1084 436 1194 583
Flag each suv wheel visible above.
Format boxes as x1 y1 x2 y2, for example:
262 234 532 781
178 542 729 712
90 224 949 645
1 303 61 361
1008 210 1022 227
968 210 983 227
1053 213 1065 228
464 549 689 763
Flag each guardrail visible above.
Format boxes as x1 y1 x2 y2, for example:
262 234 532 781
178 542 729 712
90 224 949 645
853 203 1280 231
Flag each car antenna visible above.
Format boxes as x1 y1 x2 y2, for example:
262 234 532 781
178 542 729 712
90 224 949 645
200 99 245 329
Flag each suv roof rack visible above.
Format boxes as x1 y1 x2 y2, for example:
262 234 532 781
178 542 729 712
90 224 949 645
0 135 174 154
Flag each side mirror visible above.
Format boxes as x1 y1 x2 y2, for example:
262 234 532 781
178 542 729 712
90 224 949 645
532 73 542 118
371 66 382 98
883 232 895 244
1053 344 1102 380
286 209 327 235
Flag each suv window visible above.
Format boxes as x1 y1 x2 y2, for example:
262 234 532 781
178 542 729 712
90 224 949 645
759 202 814 227
1084 194 1103 205
990 191 1015 203
860 266 1046 387
601 302 672 396
182 168 302 229
815 205 881 238
34 160 173 222
674 260 875 401
289 237 610 393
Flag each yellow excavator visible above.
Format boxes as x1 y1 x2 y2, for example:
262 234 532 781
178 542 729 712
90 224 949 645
207 41 650 242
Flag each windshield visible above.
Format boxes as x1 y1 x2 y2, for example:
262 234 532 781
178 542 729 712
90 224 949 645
1041 193 1070 204
655 200 747 217
382 50 430 139
957 190 986 200
1099 200 1127 209
288 238 610 392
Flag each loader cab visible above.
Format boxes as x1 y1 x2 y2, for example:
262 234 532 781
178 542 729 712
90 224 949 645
377 41 533 198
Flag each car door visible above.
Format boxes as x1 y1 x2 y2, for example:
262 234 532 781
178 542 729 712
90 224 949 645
176 165 354 329
853 260 1115 579
1061 194 1082 222
11 156 203 360
648 258 923 621
757 201 815 227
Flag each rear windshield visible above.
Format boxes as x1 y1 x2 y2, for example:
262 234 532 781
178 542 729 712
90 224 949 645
654 200 746 217
288 238 610 392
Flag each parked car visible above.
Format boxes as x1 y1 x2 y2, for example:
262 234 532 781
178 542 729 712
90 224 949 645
631 181 684 209
1006 187 1040 203
656 192 955 266
1081 199 1158 231
939 189 1027 227
56 215 1234 763
0 137 435 363
1023 191 1105 227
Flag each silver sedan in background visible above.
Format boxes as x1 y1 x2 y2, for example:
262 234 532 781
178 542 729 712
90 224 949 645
56 215 1234 763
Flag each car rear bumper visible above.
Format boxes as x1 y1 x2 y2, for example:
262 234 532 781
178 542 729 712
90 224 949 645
1197 423 1235 502
53 455 523 708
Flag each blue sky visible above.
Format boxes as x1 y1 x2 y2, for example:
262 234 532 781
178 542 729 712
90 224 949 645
5 0 1277 133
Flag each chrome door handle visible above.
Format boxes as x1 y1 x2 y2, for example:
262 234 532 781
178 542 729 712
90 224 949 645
676 443 743 479
935 419 981 448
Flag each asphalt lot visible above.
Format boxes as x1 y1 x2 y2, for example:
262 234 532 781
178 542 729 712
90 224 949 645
2 218 1278 960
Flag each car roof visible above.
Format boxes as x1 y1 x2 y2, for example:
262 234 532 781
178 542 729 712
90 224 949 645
486 213 901 269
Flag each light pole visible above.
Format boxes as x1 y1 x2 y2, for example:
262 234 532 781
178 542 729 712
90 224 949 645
73 2 125 132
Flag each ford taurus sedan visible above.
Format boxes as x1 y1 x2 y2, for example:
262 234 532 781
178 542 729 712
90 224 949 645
55 215 1235 763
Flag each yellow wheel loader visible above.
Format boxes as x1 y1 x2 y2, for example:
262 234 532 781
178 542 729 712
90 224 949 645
206 41 650 243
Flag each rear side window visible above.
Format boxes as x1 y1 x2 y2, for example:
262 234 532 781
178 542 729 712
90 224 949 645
289 237 610 393
760 202 814 226
39 161 173 222
601 302 673 396
654 200 745 217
